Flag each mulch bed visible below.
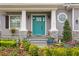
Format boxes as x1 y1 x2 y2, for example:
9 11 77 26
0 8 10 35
0 47 29 56
0 48 15 56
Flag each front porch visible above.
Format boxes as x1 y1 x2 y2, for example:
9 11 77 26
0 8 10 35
19 10 58 39
0 7 58 43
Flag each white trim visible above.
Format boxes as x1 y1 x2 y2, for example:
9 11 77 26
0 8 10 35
72 8 79 31
57 12 68 23
72 30 79 31
72 8 74 31
0 3 64 5
31 14 47 35
9 15 21 30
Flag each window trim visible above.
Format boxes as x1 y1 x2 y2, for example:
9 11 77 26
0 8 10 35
72 8 79 31
9 15 21 30
57 12 68 23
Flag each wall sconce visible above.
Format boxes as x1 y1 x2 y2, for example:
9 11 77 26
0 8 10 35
48 15 51 19
28 15 30 19
64 3 71 11
76 19 78 24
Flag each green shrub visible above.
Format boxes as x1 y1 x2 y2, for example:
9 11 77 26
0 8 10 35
53 43 64 47
9 50 18 56
38 47 52 56
71 47 79 56
66 47 79 56
22 40 31 51
52 48 67 56
62 20 72 42
44 47 53 56
38 48 45 56
0 39 16 47
38 47 68 56
29 45 39 56
0 46 6 51
66 48 72 56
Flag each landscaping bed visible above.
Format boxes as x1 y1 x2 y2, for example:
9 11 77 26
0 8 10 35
0 39 28 56
0 47 29 56
0 39 79 56
1 46 79 56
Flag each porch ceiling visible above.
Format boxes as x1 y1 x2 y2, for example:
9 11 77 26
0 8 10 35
0 3 79 12
0 3 64 12
0 3 64 8
0 8 58 12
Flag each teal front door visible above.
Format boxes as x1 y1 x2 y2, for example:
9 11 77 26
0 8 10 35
32 16 45 35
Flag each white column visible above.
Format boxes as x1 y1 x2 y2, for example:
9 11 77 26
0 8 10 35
50 9 58 31
20 10 27 31
72 8 74 31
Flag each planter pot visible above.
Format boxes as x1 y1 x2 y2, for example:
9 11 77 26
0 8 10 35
47 39 54 44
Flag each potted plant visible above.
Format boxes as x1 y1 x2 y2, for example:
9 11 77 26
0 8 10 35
10 28 17 36
27 31 32 37
47 36 54 44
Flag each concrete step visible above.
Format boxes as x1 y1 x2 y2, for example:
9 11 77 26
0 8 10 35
29 39 47 43
29 39 47 46
28 36 48 46
29 39 47 41
28 35 48 39
30 41 47 47
30 40 47 43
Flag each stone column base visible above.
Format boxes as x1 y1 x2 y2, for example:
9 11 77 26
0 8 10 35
19 31 27 39
49 31 58 42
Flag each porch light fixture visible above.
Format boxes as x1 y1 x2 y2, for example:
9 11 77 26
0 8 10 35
28 15 30 19
48 15 51 19
76 19 78 24
64 3 71 11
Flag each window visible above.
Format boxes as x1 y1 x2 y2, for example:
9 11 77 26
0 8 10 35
36 17 41 21
74 17 79 31
9 15 21 29
57 12 68 23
